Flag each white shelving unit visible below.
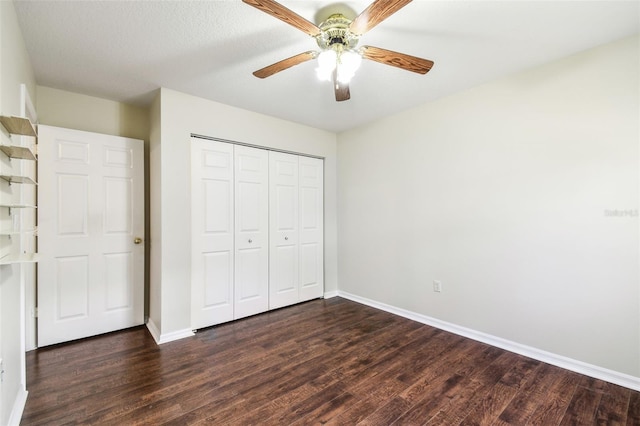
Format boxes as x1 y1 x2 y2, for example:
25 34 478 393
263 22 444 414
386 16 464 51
0 114 38 265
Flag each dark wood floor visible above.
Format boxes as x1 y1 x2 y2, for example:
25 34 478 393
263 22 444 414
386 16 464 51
23 297 640 425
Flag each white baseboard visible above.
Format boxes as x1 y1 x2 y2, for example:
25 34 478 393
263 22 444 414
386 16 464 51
337 290 640 392
8 389 28 426
145 318 161 343
323 290 339 299
146 319 194 345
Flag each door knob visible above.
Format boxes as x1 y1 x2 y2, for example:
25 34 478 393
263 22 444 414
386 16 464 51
134 237 143 245
248 239 253 243
285 236 289 240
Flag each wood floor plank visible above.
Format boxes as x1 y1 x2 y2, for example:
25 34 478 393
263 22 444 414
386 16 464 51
626 389 640 426
560 385 603 425
426 350 523 425
21 298 640 425
527 368 582 425
458 352 540 425
292 327 449 424
497 355 541 389
312 329 456 425
324 378 407 425
357 395 412 426
392 373 467 424
495 362 559 425
595 384 631 425
365 339 489 424
458 382 518 425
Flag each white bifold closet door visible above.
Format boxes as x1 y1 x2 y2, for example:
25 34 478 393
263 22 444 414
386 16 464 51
269 152 324 309
233 145 269 319
297 155 324 302
191 139 269 328
191 139 235 327
269 152 299 309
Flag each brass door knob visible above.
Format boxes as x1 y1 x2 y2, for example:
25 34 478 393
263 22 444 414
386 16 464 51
134 237 143 245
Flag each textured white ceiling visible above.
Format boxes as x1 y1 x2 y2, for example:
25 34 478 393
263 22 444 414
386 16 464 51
13 0 640 133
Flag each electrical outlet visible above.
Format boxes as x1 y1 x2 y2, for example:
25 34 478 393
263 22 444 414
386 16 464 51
433 280 442 293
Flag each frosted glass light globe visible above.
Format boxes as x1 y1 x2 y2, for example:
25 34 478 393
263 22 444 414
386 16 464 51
316 50 337 81
337 50 362 84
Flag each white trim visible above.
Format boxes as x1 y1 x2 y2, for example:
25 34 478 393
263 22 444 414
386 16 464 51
157 329 195 345
323 290 339 299
8 389 28 426
146 319 195 345
145 318 161 344
637 61 640 390
337 290 640 392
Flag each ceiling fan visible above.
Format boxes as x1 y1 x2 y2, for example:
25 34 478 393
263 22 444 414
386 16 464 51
242 0 434 101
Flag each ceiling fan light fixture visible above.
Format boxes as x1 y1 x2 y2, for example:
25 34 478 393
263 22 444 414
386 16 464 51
316 49 337 81
317 47 362 84
337 49 362 84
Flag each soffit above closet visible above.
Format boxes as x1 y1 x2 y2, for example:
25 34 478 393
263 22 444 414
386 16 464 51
13 1 639 133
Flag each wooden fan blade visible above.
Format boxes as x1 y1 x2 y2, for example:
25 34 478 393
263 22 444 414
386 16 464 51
333 70 351 102
242 0 321 37
253 51 316 79
349 0 412 36
361 45 434 74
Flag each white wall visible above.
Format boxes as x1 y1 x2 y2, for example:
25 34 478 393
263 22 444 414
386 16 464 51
337 35 639 377
0 1 36 423
149 88 337 339
36 86 149 142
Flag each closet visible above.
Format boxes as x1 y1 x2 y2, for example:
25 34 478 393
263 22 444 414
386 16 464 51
191 137 323 329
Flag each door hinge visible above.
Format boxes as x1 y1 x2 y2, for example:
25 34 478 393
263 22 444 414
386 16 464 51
32 307 38 318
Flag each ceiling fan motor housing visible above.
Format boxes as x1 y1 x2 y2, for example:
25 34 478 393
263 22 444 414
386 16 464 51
316 14 359 50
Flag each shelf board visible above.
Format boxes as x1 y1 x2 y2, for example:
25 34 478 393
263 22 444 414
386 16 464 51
0 175 37 185
0 203 37 209
0 144 36 160
0 228 37 236
0 253 38 265
0 115 37 137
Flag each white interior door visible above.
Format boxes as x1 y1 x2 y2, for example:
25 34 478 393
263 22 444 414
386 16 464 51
269 152 299 309
298 156 324 301
234 145 269 319
191 138 234 328
37 125 144 347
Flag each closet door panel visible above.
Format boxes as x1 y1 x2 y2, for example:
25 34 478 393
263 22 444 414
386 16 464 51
269 152 299 309
234 146 269 319
298 156 324 301
191 139 234 328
